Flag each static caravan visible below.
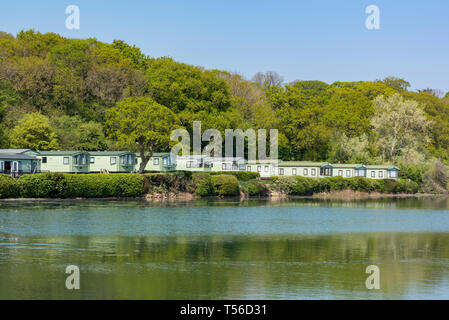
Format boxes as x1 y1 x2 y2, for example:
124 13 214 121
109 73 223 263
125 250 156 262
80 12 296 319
0 149 40 176
245 160 278 178
89 151 136 173
203 157 246 172
277 161 325 178
332 163 359 178
364 165 399 180
136 152 176 172
175 156 246 172
174 155 206 171
37 151 90 173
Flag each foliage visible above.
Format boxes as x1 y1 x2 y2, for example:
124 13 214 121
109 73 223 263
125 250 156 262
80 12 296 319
0 174 20 198
1 30 449 175
143 171 192 194
10 113 59 150
372 94 430 162
211 174 240 196
241 180 270 196
189 173 215 196
17 173 143 198
105 97 181 172
209 171 260 181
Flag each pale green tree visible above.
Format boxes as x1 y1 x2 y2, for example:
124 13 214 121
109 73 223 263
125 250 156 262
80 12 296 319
372 94 430 162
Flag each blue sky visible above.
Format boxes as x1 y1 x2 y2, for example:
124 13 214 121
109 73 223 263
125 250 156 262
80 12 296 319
0 0 448 92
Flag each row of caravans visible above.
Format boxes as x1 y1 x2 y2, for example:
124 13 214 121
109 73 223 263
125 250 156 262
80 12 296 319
0 149 399 180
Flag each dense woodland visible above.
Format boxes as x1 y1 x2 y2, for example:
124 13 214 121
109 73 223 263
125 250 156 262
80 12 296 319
1 30 449 191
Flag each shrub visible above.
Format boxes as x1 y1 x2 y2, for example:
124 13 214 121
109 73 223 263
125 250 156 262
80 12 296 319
211 174 240 196
346 177 377 192
399 164 425 185
291 176 317 195
272 176 297 194
18 173 144 198
395 179 419 194
0 174 20 198
210 171 260 181
242 180 270 196
18 173 68 198
319 177 348 192
189 173 215 196
143 172 191 194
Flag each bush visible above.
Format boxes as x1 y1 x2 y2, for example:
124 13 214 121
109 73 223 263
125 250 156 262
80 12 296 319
399 164 425 185
395 179 419 194
346 177 377 192
319 177 348 192
189 173 215 196
18 173 144 198
211 174 240 196
209 171 260 181
143 172 192 194
242 180 270 196
0 174 20 198
18 173 68 198
65 174 144 197
272 176 297 194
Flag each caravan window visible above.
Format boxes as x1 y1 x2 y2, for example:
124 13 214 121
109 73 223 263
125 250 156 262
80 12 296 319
110 157 116 165
63 157 69 165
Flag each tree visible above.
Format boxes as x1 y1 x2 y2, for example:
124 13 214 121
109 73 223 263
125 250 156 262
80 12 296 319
378 76 410 92
372 94 430 161
418 88 445 98
252 71 284 88
52 115 109 150
10 113 59 150
105 97 181 173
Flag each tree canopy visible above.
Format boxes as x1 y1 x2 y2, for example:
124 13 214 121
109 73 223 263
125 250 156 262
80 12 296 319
1 29 449 170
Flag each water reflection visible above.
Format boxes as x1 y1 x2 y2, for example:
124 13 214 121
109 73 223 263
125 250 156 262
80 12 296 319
1 198 449 299
1 233 449 299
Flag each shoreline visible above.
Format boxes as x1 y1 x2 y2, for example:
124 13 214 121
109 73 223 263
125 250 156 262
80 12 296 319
0 191 446 202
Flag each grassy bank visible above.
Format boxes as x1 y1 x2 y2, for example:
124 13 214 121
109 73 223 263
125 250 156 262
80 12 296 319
0 172 436 200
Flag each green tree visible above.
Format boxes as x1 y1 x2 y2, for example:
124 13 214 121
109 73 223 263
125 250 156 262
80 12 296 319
378 76 410 92
52 115 108 150
10 113 59 150
105 97 181 173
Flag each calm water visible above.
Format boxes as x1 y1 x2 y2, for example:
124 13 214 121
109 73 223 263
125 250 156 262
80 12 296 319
1 197 449 299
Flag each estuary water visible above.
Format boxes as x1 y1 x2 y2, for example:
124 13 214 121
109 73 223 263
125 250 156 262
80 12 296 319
1 197 449 299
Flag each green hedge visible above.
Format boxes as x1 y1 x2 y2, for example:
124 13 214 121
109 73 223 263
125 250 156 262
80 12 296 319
16 173 144 198
271 176 415 195
209 171 260 181
0 174 20 198
211 174 240 196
